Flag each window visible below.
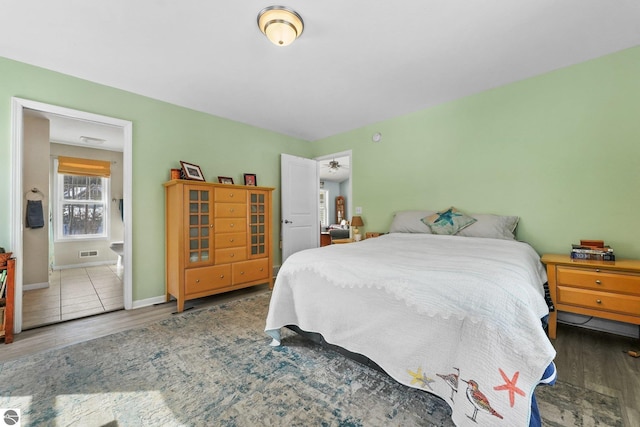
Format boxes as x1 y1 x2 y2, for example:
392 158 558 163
55 163 110 241
319 189 329 227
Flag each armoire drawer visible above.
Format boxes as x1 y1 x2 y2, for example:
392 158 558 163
214 203 247 218
557 266 640 295
185 264 231 295
232 258 270 284
215 188 247 203
215 247 247 263
557 286 640 317
215 218 247 233
215 232 247 249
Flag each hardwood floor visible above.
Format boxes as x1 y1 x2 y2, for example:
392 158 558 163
2 295 638 426
552 323 640 427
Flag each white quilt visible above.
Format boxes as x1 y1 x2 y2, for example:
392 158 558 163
265 233 556 426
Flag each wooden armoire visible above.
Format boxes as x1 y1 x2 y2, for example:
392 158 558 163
164 180 274 312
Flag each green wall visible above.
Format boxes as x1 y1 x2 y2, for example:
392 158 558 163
313 46 640 258
2 46 640 305
0 56 311 301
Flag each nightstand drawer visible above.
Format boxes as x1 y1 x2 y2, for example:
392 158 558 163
557 266 640 296
557 286 640 317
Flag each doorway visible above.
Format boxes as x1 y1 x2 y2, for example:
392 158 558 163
316 151 352 230
10 98 133 334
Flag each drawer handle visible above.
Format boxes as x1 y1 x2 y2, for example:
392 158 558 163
195 279 200 283
210 224 214 228
220 275 224 279
596 299 602 304
240 271 245 275
595 280 602 285
230 223 235 227
259 267 264 271
595 269 600 272
230 238 234 242
230 193 234 198
230 253 235 258
230 208 234 212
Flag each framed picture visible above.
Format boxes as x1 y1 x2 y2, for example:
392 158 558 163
180 161 205 181
244 173 257 186
218 176 234 184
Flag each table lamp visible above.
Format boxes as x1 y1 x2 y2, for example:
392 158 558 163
351 216 364 241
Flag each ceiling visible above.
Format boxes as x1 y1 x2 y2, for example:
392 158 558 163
2 1 639 141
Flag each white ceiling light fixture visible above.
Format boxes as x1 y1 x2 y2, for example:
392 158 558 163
79 136 106 144
257 6 304 46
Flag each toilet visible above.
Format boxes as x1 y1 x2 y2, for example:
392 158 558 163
110 242 124 269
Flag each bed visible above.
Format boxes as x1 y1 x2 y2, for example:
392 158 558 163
265 209 557 426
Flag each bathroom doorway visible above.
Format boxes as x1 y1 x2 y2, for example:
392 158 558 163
10 98 133 333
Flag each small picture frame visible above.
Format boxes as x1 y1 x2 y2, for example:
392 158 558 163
243 173 257 186
218 176 234 185
180 161 205 181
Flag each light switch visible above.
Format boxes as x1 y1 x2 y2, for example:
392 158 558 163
355 207 362 214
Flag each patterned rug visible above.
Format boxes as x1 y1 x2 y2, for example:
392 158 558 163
0 292 623 426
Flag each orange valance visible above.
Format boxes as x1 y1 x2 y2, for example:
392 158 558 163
57 156 111 178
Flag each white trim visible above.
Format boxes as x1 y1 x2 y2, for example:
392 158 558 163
11 97 134 334
52 260 117 270
131 295 168 309
23 282 49 291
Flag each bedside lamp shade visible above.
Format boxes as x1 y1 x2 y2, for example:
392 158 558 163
351 216 364 241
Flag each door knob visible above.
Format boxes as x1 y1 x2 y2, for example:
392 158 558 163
284 219 293 224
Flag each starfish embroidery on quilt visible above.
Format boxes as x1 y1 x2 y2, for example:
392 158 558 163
493 368 525 408
407 367 435 390
437 367 460 402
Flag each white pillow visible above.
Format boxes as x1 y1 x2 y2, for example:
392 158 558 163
456 214 519 240
389 210 435 233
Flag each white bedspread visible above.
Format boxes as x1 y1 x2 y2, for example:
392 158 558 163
265 233 556 426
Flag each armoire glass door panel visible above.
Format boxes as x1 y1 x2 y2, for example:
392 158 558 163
248 191 268 258
186 188 214 265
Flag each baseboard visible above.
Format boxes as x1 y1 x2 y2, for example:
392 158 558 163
53 260 117 270
131 295 167 309
24 281 49 291
558 312 640 338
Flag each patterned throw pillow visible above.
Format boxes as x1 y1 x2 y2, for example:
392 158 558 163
421 207 477 235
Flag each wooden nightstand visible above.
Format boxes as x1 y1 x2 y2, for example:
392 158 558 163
541 254 640 339
332 238 354 244
365 232 385 239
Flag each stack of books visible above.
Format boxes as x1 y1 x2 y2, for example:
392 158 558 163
571 239 615 261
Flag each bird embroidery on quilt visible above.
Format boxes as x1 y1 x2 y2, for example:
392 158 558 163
407 367 435 390
461 378 503 422
493 368 525 407
436 367 460 402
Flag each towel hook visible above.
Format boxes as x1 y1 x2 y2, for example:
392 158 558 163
25 187 45 201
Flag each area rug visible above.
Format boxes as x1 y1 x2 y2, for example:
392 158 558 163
0 292 623 426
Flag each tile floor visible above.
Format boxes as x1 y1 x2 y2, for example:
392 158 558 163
22 264 124 330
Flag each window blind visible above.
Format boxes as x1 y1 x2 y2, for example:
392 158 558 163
57 156 111 177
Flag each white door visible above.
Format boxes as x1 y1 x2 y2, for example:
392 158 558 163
281 154 319 263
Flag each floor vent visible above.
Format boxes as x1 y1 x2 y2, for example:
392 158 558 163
79 250 99 258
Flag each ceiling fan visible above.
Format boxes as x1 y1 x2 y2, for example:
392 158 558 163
324 159 349 174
